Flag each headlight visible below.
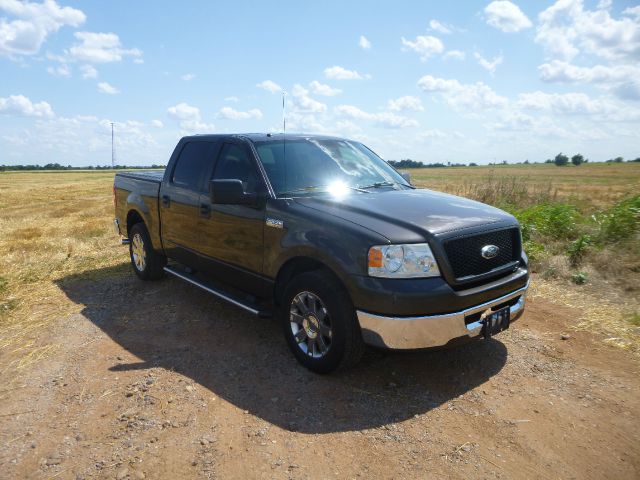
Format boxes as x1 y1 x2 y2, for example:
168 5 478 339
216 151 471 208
368 243 440 278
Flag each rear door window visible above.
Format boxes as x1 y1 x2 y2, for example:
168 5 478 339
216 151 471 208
172 142 217 191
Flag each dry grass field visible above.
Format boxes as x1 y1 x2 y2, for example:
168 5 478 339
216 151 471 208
1 165 639 479
407 162 640 209
0 171 125 376
0 164 639 376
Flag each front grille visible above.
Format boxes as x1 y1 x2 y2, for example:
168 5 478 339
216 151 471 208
444 228 520 280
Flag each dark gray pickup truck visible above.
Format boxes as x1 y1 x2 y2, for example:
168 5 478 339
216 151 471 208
114 133 529 372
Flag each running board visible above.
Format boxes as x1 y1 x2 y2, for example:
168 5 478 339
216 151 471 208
163 266 270 317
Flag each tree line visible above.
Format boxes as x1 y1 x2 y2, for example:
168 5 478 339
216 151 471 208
544 154 640 166
388 159 477 168
389 156 639 168
0 163 166 171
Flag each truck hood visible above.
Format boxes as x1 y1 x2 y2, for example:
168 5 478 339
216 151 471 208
293 188 517 242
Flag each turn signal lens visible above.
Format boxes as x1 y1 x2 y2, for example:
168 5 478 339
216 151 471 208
368 247 383 268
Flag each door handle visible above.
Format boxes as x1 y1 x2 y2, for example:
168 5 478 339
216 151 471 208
162 195 170 207
200 203 211 217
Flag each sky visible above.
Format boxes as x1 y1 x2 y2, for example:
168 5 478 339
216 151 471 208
0 0 639 166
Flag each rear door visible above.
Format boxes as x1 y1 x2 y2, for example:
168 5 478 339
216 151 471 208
160 140 219 263
197 140 268 295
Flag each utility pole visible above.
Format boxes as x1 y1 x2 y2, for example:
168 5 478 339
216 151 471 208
111 122 115 169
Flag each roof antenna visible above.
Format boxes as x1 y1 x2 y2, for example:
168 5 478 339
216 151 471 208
282 90 287 187
282 90 287 135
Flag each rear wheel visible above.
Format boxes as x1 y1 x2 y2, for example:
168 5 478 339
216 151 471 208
129 223 166 281
281 270 364 373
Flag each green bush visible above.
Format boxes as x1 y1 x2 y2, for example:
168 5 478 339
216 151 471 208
523 240 545 263
567 234 591 266
598 195 640 242
571 271 588 284
515 203 578 240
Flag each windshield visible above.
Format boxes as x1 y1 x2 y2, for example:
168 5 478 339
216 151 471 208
253 138 409 197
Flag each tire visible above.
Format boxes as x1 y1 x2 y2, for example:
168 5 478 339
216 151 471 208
129 223 166 281
280 270 365 373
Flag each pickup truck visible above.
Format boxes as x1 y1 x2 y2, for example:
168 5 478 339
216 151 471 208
114 134 529 373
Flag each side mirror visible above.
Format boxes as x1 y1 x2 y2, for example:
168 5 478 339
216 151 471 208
401 172 412 185
210 179 257 205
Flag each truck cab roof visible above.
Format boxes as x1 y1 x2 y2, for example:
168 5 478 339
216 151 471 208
182 133 349 144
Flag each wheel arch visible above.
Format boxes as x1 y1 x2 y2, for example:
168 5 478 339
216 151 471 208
274 256 348 306
126 209 145 235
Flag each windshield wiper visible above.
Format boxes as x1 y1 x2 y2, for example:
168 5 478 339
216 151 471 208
278 184 369 196
279 185 328 195
358 181 396 189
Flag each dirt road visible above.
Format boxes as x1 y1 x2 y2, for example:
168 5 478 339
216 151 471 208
1 267 638 479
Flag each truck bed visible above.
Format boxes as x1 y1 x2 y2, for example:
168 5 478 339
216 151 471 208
114 170 165 249
116 170 164 183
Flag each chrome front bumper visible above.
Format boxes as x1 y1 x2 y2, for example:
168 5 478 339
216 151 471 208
357 282 529 349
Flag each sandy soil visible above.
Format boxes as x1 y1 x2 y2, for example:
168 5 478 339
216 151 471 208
1 268 638 479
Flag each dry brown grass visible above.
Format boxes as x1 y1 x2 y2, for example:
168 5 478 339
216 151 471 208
0 171 127 379
0 167 638 378
407 162 640 209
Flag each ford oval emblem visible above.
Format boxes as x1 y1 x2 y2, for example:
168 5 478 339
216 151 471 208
481 245 500 259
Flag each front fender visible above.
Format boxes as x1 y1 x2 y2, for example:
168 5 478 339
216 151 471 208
264 198 388 296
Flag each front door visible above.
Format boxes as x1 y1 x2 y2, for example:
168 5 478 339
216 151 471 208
197 141 267 295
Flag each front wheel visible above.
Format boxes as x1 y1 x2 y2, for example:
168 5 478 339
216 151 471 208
129 223 166 281
280 270 364 373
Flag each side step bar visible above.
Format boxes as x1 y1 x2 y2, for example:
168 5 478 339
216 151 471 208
163 266 269 317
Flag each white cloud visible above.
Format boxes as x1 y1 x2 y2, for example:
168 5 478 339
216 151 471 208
309 80 341 96
538 60 640 100
218 106 263 120
181 73 195 81
417 75 508 109
80 64 97 79
401 35 444 61
535 0 640 61
323 65 369 80
474 52 503 74
97 81 119 94
256 80 281 93
359 35 371 49
624 6 640 18
515 90 640 122
429 20 453 34
133 58 143 64
444 50 466 60
335 104 419 129
0 0 85 56
0 114 164 166
224 96 239 102
291 84 327 113
68 32 142 63
517 91 613 115
167 102 200 121
151 119 163 128
47 63 70 77
484 1 532 33
418 129 465 143
388 96 424 112
167 102 215 133
0 94 54 117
